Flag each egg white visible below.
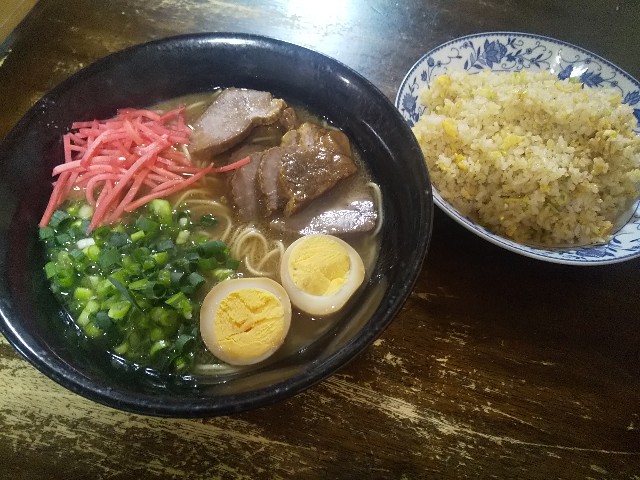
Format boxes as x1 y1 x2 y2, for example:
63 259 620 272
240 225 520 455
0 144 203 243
279 234 365 317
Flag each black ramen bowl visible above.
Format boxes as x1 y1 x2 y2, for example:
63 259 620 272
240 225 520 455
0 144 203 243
0 33 432 417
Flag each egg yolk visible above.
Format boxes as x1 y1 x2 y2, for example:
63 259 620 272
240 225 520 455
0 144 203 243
288 236 350 296
214 288 286 363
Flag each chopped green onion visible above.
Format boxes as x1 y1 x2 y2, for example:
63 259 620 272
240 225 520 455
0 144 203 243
165 291 192 319
55 268 76 288
188 272 206 290
42 198 240 373
94 311 113 329
109 232 130 248
84 322 103 338
213 268 234 282
199 214 217 227
135 216 159 234
78 204 94 220
149 339 168 356
175 334 194 352
176 230 190 245
155 238 174 252
77 299 100 327
149 199 172 224
150 327 165 342
151 306 177 326
226 258 240 270
98 248 120 269
176 211 191 228
92 225 112 247
55 233 72 245
130 230 146 243
73 287 94 302
198 240 226 258
49 210 71 228
173 356 188 371
128 279 149 291
39 226 55 240
85 244 101 262
96 278 116 298
198 257 217 271
122 256 142 275
156 270 171 286
108 301 131 320
113 342 128 355
70 248 85 261
108 275 143 313
147 282 166 299
65 203 80 216
77 237 96 250
151 251 169 266
44 261 57 279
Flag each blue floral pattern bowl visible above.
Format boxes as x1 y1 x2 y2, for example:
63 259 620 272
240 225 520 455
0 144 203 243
396 32 640 265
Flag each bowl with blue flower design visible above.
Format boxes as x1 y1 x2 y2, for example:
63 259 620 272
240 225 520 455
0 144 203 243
396 32 640 265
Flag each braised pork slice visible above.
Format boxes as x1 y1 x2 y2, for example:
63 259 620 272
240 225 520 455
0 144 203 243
229 145 266 222
270 195 377 236
190 88 286 154
280 123 357 216
259 146 290 216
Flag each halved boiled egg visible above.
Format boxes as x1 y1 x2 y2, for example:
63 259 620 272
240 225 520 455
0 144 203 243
200 278 292 365
279 234 365 316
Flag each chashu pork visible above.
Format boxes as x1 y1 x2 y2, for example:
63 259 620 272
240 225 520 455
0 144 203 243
190 88 286 154
279 123 357 216
229 145 267 221
228 120 364 233
270 192 378 236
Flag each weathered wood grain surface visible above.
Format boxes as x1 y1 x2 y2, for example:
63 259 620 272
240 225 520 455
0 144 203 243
1 0 639 478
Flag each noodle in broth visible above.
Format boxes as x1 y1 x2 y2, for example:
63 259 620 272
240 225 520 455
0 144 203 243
171 180 285 279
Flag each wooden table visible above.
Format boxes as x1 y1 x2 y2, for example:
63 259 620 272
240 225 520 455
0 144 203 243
1 1 639 478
